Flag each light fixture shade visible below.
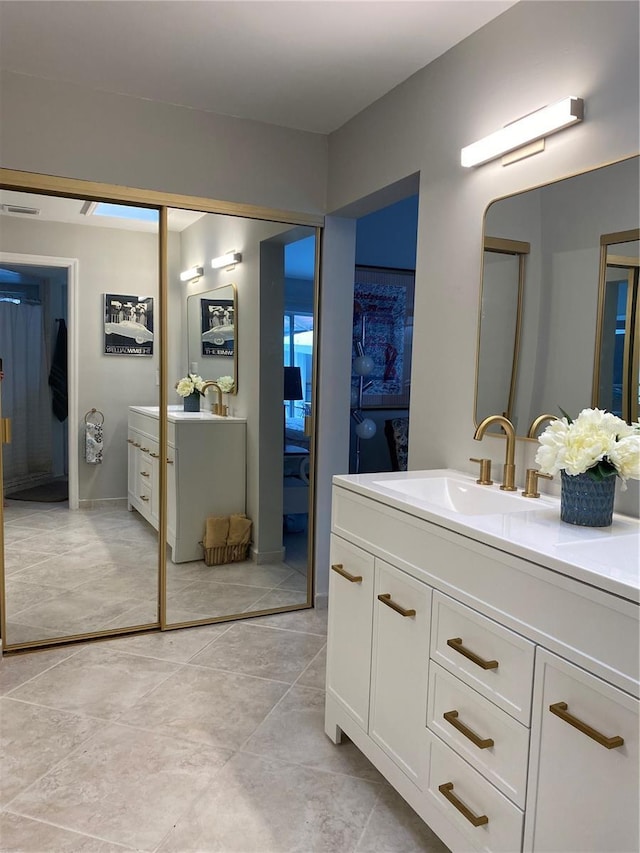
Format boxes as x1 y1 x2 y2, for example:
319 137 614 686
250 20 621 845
355 418 377 440
461 97 584 168
353 355 374 376
211 252 242 270
179 266 204 282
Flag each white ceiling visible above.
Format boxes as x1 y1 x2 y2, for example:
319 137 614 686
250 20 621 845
0 0 517 134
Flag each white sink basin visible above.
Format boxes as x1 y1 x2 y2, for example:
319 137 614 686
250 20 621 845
373 475 538 516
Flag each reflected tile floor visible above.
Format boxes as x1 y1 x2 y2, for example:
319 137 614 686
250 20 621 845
3 501 307 646
0 610 451 853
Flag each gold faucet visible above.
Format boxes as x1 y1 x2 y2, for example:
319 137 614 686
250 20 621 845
527 413 557 438
200 381 226 416
474 414 517 491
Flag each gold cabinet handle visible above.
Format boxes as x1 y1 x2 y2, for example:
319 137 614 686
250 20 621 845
140 471 150 478
127 438 135 444
140 446 149 453
167 459 174 464
140 495 150 502
447 637 498 670
331 563 362 583
377 593 416 618
549 702 624 749
149 452 159 458
438 782 488 827
443 710 494 749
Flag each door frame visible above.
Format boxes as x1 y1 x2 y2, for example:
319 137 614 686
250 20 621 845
0 252 79 509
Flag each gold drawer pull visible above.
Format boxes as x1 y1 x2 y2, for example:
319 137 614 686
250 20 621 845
447 637 498 670
549 702 624 749
140 495 150 502
149 452 159 458
438 782 488 827
331 563 362 583
378 593 416 618
133 442 141 448
167 459 174 464
140 471 150 478
443 710 494 749
127 438 135 444
140 447 149 453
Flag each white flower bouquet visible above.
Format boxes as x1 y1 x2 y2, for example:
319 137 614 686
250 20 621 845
535 407 640 489
175 373 206 397
215 375 235 394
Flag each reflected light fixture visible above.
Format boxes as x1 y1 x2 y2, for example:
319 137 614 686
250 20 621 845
461 96 584 168
211 252 242 270
179 266 204 283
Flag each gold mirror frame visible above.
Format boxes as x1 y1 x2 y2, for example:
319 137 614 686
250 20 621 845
0 167 322 653
593 228 640 423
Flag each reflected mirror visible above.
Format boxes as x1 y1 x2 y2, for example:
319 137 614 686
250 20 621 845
0 189 161 648
477 155 640 436
187 284 238 392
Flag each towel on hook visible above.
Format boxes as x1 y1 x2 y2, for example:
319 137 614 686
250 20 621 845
85 422 104 464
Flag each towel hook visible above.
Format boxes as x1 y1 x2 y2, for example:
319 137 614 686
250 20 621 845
84 407 105 426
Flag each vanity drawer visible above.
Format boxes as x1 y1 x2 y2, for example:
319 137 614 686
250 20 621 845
138 455 154 479
137 479 152 507
431 592 535 725
426 729 524 853
129 411 159 438
427 662 529 808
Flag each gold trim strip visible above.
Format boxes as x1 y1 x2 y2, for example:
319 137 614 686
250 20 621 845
484 236 531 255
159 207 168 629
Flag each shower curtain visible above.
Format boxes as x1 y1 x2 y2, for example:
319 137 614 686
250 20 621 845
0 301 53 490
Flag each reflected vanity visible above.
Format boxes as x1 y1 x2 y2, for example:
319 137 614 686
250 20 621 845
476 155 640 436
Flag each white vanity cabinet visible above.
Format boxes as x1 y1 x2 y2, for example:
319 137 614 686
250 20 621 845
325 473 639 853
127 406 246 562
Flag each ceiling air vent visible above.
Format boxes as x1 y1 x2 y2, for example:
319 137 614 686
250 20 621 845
1 204 40 216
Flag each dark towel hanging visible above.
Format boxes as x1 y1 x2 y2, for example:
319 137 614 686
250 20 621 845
49 318 68 422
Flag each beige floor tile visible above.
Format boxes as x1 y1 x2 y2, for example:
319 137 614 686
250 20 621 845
248 588 308 613
190 623 325 683
253 604 327 635
7 646 179 719
0 697 100 806
97 622 232 662
0 812 133 852
276 570 309 592
296 644 327 690
355 784 452 852
157 751 380 853
168 560 295 589
0 646 81 695
242 684 382 782
8 723 231 851
3 542 59 575
4 577 62 614
11 588 144 636
167 581 268 619
119 663 288 749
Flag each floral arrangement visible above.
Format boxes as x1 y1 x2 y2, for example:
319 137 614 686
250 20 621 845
535 407 640 489
175 373 206 397
215 375 235 394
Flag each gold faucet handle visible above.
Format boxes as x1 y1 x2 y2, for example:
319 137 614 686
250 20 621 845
522 468 553 498
469 457 493 485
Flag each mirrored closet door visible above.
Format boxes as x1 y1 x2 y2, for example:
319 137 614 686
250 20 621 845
0 189 161 648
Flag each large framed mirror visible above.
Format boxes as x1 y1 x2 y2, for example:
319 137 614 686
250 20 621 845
476 154 640 437
0 173 321 652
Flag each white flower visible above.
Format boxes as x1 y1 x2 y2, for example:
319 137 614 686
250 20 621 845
216 375 234 393
535 407 640 483
175 373 205 397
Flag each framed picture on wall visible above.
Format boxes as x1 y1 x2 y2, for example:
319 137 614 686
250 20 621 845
200 297 235 357
104 294 154 356
353 266 414 408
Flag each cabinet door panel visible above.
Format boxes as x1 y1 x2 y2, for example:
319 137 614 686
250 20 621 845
525 649 639 853
326 535 375 731
370 559 431 787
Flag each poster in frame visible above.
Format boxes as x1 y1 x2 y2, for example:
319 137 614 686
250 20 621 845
200 297 235 357
104 294 154 356
353 266 414 408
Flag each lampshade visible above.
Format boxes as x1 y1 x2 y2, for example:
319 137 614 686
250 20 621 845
284 366 303 401
353 355 374 376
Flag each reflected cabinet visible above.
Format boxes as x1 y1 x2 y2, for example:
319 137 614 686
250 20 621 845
0 170 321 652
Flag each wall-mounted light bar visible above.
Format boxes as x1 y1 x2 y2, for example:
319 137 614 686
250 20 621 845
461 96 584 168
211 252 242 270
179 266 204 283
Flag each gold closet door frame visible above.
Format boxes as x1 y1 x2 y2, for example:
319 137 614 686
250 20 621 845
0 167 323 652
593 228 640 423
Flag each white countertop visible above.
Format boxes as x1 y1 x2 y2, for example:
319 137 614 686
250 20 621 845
130 405 246 423
333 469 640 604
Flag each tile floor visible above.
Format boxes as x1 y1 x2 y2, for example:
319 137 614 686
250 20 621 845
0 609 451 852
3 501 308 647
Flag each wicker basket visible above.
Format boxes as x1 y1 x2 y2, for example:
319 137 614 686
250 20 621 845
202 542 250 566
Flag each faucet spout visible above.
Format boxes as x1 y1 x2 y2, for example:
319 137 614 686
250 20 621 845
527 413 557 439
474 414 517 491
201 381 226 416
